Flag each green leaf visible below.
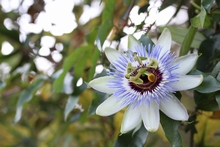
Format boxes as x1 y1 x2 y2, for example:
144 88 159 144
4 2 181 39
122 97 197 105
86 27 98 44
216 0 220 7
190 6 207 28
160 26 206 49
13 78 45 123
0 25 20 43
201 0 214 13
96 0 115 50
212 10 220 22
64 96 79 121
88 48 100 81
138 3 150 14
211 61 220 77
72 82 87 96
215 92 220 109
195 75 220 93
53 45 91 92
179 25 197 56
194 91 219 111
217 72 220 81
74 52 89 79
160 112 182 147
88 91 108 115
139 35 154 47
190 70 220 93
96 20 113 51
196 39 215 72
160 0 176 11
114 123 148 147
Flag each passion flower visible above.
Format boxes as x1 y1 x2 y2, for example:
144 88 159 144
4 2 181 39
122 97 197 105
89 28 203 133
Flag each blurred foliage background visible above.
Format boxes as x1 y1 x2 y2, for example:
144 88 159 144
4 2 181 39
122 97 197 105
0 0 220 147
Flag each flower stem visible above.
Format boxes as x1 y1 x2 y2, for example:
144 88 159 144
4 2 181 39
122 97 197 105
179 25 197 56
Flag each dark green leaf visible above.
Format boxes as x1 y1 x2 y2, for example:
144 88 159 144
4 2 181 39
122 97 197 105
114 123 148 147
0 25 20 43
197 39 215 72
14 78 45 123
211 61 220 77
64 96 79 121
88 91 108 115
194 91 219 111
216 0 220 7
195 75 220 93
139 35 154 47
212 10 220 22
72 82 87 96
185 115 197 133
160 0 176 11
190 6 207 28
215 92 220 109
201 0 214 13
160 111 182 147
217 72 220 81
138 3 150 14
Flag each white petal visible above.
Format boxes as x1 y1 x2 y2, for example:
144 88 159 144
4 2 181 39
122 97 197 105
120 107 142 134
89 76 117 94
139 101 160 132
128 35 141 52
96 95 126 116
160 94 188 121
173 54 199 75
105 47 123 64
157 28 172 58
170 75 203 91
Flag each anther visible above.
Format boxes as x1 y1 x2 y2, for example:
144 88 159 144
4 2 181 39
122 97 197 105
148 73 155 82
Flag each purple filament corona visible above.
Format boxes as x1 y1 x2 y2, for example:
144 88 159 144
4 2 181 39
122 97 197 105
107 44 179 107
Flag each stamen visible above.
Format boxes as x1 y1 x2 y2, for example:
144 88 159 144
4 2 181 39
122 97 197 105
148 73 155 82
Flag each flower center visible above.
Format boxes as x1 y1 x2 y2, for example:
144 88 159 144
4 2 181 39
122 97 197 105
125 52 162 94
